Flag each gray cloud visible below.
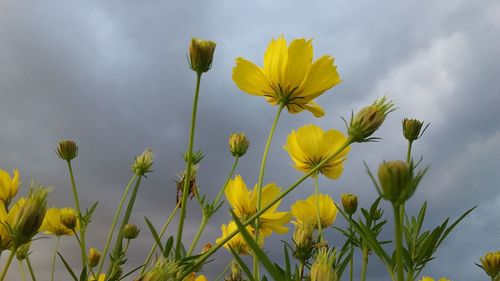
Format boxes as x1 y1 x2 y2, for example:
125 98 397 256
1 0 499 280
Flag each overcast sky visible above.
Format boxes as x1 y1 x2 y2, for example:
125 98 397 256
1 0 499 280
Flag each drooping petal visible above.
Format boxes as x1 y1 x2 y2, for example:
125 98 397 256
299 55 341 100
303 101 326 117
260 211 292 234
263 36 288 87
232 58 273 96
254 183 282 213
225 175 254 218
285 39 313 89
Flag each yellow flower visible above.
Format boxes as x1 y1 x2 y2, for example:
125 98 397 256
419 277 451 281
291 193 337 229
225 175 291 235
215 221 256 255
0 168 20 204
88 274 106 281
0 201 11 250
40 207 78 236
480 251 500 278
232 36 341 117
184 272 208 281
284 124 350 179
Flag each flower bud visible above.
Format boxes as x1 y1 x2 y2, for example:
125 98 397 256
132 148 154 176
10 186 49 247
377 160 411 204
136 259 179 281
224 261 243 281
310 247 338 281
0 168 20 205
292 222 314 263
56 140 78 161
402 118 426 142
123 223 140 240
347 97 394 143
229 133 250 157
88 274 105 281
16 242 31 260
201 243 212 254
480 251 500 278
183 150 204 165
373 208 383 221
189 38 216 74
59 208 78 230
341 193 358 215
88 247 101 268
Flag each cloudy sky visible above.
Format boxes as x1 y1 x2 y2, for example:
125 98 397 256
1 0 499 280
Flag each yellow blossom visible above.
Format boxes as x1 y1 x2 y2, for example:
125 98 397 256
284 124 350 179
184 272 208 281
40 207 78 236
215 221 258 255
291 193 338 229
0 168 20 204
232 36 341 117
0 201 11 250
88 274 106 281
419 277 451 281
225 175 291 235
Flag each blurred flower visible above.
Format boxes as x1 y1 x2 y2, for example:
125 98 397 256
341 193 358 215
59 208 78 230
291 193 337 229
232 36 341 117
189 38 216 74
292 222 314 263
480 251 500 278
216 221 257 255
347 97 394 143
56 140 78 161
284 124 350 179
419 277 451 281
88 247 101 268
40 207 78 236
229 133 250 157
310 247 337 281
132 148 154 176
0 168 20 205
0 202 12 250
16 242 31 260
136 259 179 281
225 175 291 235
88 273 106 281
184 272 208 281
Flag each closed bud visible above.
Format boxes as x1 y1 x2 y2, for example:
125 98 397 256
224 261 243 281
373 208 383 221
480 251 500 278
88 247 101 267
310 247 338 281
136 259 179 281
189 38 216 74
292 222 314 263
377 160 410 204
59 208 78 230
132 148 154 176
183 150 204 165
347 97 394 143
16 242 31 260
402 118 426 142
56 140 78 161
123 223 140 240
229 133 250 157
341 193 358 215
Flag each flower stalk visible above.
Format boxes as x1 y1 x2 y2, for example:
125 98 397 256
66 160 87 268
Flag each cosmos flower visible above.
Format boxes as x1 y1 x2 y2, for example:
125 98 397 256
291 193 337 229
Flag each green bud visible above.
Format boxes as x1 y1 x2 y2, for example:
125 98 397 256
292 222 314 263
402 118 426 142
376 160 426 205
310 247 338 281
136 259 180 281
16 242 31 260
123 223 140 240
132 148 154 176
229 133 250 157
189 38 216 74
56 140 78 161
347 97 394 143
341 193 358 215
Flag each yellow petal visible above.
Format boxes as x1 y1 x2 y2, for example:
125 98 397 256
263 35 288 86
303 101 325 117
232 58 273 96
285 38 313 88
225 175 254 218
299 55 341 100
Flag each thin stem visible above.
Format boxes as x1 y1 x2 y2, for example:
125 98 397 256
213 157 239 205
253 102 285 279
214 262 232 281
314 176 323 242
106 175 143 275
140 203 180 275
96 174 137 276
124 239 131 254
51 237 60 281
18 260 27 281
360 242 369 281
178 139 353 280
0 248 16 281
393 204 404 281
406 141 413 164
187 215 208 256
176 71 203 259
66 161 87 268
25 256 37 281
348 215 354 281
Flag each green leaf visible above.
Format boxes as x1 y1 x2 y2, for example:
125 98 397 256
144 216 165 255
57 252 78 281
228 246 256 281
164 236 174 258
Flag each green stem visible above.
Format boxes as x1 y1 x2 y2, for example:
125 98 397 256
66 161 87 268
214 262 232 281
314 176 323 242
253 102 285 279
175 71 203 259
348 216 354 281
406 141 413 164
178 139 353 280
106 175 143 275
140 204 180 275
18 260 27 281
51 237 60 281
360 242 369 281
25 256 37 281
393 204 404 281
187 215 208 256
96 174 137 276
213 157 239 205
0 248 16 281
